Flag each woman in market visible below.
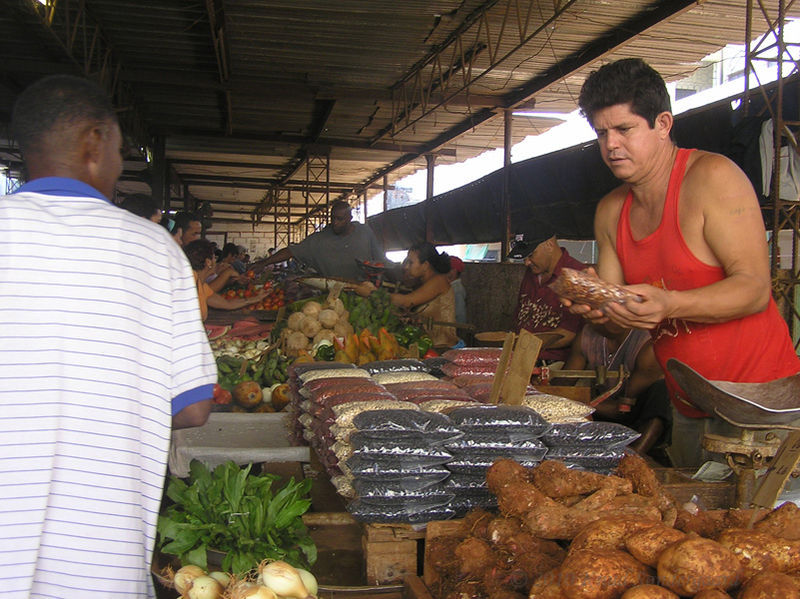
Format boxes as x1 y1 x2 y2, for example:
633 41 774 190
354 241 459 348
184 239 266 321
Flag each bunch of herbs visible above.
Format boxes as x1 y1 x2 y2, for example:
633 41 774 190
157 460 316 575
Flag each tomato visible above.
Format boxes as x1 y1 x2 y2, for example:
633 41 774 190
246 270 255 279
243 289 253 298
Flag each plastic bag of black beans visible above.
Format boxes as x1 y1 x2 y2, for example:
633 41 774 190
541 421 641 447
346 498 456 523
447 405 551 436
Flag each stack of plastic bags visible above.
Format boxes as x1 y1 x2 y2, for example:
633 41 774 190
540 421 641 474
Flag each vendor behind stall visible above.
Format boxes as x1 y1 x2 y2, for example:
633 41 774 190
355 242 459 348
184 239 265 320
252 200 387 281
565 57 800 468
510 225 588 364
564 323 672 458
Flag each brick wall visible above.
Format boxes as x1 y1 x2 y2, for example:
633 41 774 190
204 222 280 259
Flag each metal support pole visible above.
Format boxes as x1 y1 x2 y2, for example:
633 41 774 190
383 175 388 213
502 108 513 261
151 135 167 210
425 154 436 242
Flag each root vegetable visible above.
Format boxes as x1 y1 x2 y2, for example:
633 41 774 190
333 320 352 339
620 585 678 599
738 572 800 599
233 380 263 408
657 537 742 596
257 560 312 599
559 548 651 599
286 331 309 354
313 329 335 345
287 312 306 331
186 575 223 599
296 568 318 596
318 309 338 328
208 571 232 588
174 565 206 594
455 537 498 579
625 524 687 567
300 317 321 338
486 459 531 496
569 515 660 554
330 298 345 315
301 301 322 318
693 591 733 599
716 528 800 577
228 582 278 599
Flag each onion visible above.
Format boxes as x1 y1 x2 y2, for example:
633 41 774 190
208 571 232 588
296 568 318 597
174 565 206 594
186 574 223 599
228 582 278 599
257 560 312 599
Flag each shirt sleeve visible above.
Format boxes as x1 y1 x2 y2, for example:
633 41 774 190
167 245 217 415
289 232 321 270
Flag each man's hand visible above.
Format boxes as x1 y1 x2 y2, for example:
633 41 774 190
603 283 673 329
557 267 609 324
349 281 376 297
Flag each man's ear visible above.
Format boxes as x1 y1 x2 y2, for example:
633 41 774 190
655 111 673 140
83 124 105 164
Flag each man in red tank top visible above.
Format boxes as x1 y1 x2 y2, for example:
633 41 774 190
562 58 800 468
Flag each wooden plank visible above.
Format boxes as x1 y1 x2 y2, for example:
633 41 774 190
489 332 515 404
363 522 427 542
500 329 542 405
403 575 435 599
363 537 418 584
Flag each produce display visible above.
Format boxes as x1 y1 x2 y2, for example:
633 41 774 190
223 279 286 311
425 453 800 599
157 460 316 575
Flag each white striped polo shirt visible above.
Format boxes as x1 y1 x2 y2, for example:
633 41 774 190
0 177 216 598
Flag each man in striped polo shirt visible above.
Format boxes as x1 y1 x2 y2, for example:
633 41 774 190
0 75 216 598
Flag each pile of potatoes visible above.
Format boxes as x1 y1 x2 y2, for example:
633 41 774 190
426 454 800 599
279 298 355 358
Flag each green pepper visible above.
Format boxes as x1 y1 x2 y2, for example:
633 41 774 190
315 343 336 361
417 334 433 356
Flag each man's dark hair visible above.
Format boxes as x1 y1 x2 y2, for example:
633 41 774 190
11 75 117 159
120 194 160 220
183 239 215 271
578 58 671 129
173 211 200 233
409 241 451 274
221 242 239 259
330 199 351 214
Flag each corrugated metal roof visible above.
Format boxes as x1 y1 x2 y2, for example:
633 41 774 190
0 0 796 229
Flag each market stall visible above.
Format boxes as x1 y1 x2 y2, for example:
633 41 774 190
155 269 800 599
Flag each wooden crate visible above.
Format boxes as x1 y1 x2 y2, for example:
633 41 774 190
656 467 736 509
362 522 428 584
404 575 434 599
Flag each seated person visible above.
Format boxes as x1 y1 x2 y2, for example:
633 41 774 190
509 226 587 365
220 242 248 274
355 242 459 348
564 323 673 457
183 240 265 321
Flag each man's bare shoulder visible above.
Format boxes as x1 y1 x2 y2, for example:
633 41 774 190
595 183 630 223
683 149 758 207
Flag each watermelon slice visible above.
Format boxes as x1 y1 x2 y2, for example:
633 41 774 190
205 324 231 340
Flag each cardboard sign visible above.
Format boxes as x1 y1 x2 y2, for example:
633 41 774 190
751 431 800 511
489 332 516 404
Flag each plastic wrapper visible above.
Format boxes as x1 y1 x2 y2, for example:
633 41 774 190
423 356 450 377
299 367 371 383
352 440 453 459
308 384 390 404
440 362 498 379
521 393 595 422
354 473 450 495
443 472 488 492
549 267 642 311
391 388 472 403
445 436 547 459
350 428 461 447
418 399 479 413
372 371 438 385
362 359 429 375
352 408 460 435
446 458 542 475
330 474 355 499
331 399 419 428
447 405 552 436
290 361 355 379
355 483 452 506
449 493 498 516
347 499 456 523
441 347 503 365
346 454 453 476
300 376 386 398
545 446 626 470
541 421 641 447
449 374 497 387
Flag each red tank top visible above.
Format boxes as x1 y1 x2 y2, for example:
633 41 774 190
616 148 800 417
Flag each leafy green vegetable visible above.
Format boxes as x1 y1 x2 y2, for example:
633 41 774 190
157 460 316 575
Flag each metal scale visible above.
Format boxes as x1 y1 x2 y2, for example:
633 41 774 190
668 358 800 507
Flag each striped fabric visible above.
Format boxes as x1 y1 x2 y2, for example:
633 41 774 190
0 178 216 598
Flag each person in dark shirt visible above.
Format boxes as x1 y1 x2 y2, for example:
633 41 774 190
510 225 587 363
